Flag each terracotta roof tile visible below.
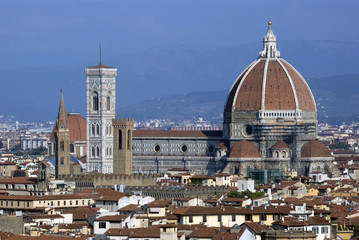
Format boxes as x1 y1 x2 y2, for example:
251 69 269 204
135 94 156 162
270 141 290 149
229 140 260 158
87 63 114 69
95 214 127 222
50 113 86 142
301 140 332 158
225 59 315 112
133 130 222 138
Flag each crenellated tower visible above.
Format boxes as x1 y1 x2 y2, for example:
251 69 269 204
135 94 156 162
112 119 134 175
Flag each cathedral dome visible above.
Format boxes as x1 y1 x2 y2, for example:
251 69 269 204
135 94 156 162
301 140 332 158
228 140 260 158
50 113 86 142
224 21 316 116
271 141 290 150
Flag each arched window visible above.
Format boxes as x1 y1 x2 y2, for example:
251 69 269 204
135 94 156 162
119 130 122 150
92 146 95 157
92 92 99 111
127 130 131 150
60 141 64 152
96 146 100 157
96 124 100 136
92 124 95 136
106 94 111 111
60 157 64 165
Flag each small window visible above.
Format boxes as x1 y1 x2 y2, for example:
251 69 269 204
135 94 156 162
218 215 222 222
92 124 95 136
189 216 193 223
154 144 161 153
180 144 188 153
203 215 207 223
207 145 214 153
127 130 131 150
92 147 95 157
60 141 64 152
119 130 122 150
106 96 111 111
232 214 236 222
245 214 251 221
70 144 75 153
99 222 106 229
92 92 99 111
60 157 64 165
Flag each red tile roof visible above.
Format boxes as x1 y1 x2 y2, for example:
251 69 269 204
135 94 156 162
95 214 127 222
270 141 290 149
229 140 260 158
50 113 86 142
301 140 332 158
133 130 222 138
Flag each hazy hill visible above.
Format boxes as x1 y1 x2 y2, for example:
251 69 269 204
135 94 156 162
119 74 359 125
1 40 359 121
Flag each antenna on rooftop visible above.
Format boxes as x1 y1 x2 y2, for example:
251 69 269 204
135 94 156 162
99 43 102 64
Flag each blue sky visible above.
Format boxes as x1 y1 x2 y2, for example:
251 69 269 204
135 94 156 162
0 0 358 68
0 0 359 121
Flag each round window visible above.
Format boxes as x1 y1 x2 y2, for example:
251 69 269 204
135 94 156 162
243 125 253 136
180 145 188 153
207 145 215 153
154 144 161 153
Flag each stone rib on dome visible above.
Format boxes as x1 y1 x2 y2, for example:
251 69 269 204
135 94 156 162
228 140 260 158
281 60 316 111
271 141 290 150
301 140 331 158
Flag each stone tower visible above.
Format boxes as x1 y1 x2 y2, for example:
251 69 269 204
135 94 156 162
85 61 117 173
112 119 134 175
55 92 71 178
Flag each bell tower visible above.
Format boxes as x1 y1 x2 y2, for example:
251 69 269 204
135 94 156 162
85 58 117 173
55 92 71 178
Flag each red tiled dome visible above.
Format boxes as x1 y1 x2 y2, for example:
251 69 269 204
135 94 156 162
224 59 316 113
50 113 86 142
229 140 260 158
301 140 332 158
224 22 316 115
271 141 290 149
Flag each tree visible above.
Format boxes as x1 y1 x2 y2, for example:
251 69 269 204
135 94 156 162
227 190 265 199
